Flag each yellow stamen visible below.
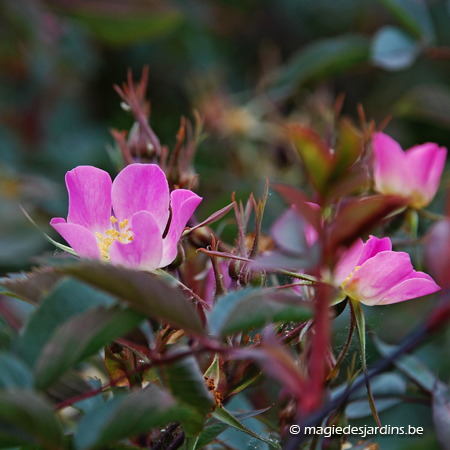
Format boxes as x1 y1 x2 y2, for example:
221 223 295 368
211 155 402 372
97 216 133 261
340 266 361 289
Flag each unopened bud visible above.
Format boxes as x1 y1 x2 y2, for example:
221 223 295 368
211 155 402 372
228 257 242 279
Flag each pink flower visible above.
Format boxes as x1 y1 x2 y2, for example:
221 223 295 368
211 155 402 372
50 164 202 271
203 261 232 306
334 235 440 306
373 132 447 209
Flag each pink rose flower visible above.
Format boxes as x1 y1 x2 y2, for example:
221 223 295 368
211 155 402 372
50 164 202 271
334 235 440 306
373 132 447 209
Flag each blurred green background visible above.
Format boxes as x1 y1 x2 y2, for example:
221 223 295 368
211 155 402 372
2 1 450 448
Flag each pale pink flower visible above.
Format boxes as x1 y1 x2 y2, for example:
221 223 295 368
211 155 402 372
334 235 439 306
50 164 202 271
373 132 447 209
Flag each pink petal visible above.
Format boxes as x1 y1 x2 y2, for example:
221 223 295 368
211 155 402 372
160 189 202 268
66 166 112 233
204 261 232 306
333 239 363 285
111 164 170 233
50 218 101 260
405 144 447 208
376 271 440 305
343 251 414 304
304 203 321 246
109 210 163 271
357 236 392 266
272 207 307 254
373 132 407 195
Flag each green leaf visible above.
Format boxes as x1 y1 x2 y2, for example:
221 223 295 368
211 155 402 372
372 336 439 393
73 377 104 415
371 26 419 71
74 383 204 450
104 346 135 389
0 267 61 305
347 398 401 419
45 370 102 409
211 407 280 449
185 436 200 450
268 34 370 98
159 347 213 434
378 0 435 41
17 278 113 368
0 353 32 389
195 407 272 450
204 353 220 387
345 373 407 419
350 299 381 427
0 390 64 449
209 289 313 337
69 10 184 46
333 372 407 399
34 305 144 390
49 259 204 334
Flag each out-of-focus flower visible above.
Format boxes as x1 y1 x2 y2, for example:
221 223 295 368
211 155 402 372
272 203 321 253
334 235 440 306
203 261 232 306
51 164 202 271
373 132 447 209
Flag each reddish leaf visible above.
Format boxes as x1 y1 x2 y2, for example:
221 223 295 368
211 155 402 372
326 195 405 255
241 330 306 399
288 125 334 191
184 202 235 235
0 268 62 306
333 118 363 177
104 345 137 388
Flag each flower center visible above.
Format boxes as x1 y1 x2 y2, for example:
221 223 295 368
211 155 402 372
340 265 361 289
95 216 133 261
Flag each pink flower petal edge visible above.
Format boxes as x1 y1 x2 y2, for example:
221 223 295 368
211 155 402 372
333 239 363 286
66 166 112 233
50 218 101 260
160 189 202 268
336 236 440 306
344 251 418 305
377 272 439 305
373 132 447 209
111 164 170 233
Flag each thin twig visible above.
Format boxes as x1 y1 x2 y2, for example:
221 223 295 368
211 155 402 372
152 423 180 450
166 431 185 450
54 344 231 410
